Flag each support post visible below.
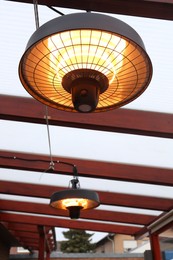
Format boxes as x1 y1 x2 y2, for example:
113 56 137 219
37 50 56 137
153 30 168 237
150 233 162 260
46 251 50 260
38 226 45 260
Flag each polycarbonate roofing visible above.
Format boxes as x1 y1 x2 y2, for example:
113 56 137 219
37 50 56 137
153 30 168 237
0 0 173 252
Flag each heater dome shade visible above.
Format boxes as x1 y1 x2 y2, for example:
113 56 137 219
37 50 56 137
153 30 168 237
19 12 152 112
50 189 100 210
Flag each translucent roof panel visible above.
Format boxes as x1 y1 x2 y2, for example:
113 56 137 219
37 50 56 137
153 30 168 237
0 0 173 250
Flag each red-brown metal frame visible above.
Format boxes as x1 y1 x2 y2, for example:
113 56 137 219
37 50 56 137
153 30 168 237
2 0 173 256
150 234 162 260
38 226 45 260
0 199 157 226
6 0 173 20
1 95 173 139
1 180 173 211
0 150 173 186
0 212 141 235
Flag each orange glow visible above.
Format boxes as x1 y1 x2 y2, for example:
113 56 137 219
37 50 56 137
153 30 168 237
48 30 126 85
20 24 152 112
62 198 88 209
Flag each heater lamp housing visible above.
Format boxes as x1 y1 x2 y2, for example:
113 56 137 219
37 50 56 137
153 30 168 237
19 12 152 112
50 189 100 219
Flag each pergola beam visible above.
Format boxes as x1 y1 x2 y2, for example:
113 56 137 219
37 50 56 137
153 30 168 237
13 231 39 239
1 180 173 211
9 232 54 252
0 199 157 226
8 223 40 233
1 150 173 186
6 0 173 20
1 95 173 138
0 212 141 235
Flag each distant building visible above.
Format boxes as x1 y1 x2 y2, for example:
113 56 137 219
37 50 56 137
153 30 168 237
95 234 150 254
10 247 30 255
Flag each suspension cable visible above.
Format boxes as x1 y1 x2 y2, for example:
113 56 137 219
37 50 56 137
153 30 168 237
45 106 54 170
33 0 54 170
33 0 39 29
46 5 64 16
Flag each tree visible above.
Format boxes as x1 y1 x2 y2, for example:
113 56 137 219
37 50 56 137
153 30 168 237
60 229 96 253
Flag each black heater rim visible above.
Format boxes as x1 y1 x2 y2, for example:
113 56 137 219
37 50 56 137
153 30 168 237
23 12 148 52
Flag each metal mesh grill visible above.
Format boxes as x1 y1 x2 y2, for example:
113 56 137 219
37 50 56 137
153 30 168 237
20 29 152 112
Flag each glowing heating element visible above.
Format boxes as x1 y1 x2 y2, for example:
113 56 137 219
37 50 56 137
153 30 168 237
62 198 88 209
51 197 99 210
48 30 126 85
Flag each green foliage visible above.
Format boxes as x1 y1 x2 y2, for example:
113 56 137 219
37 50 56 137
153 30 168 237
60 229 96 253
